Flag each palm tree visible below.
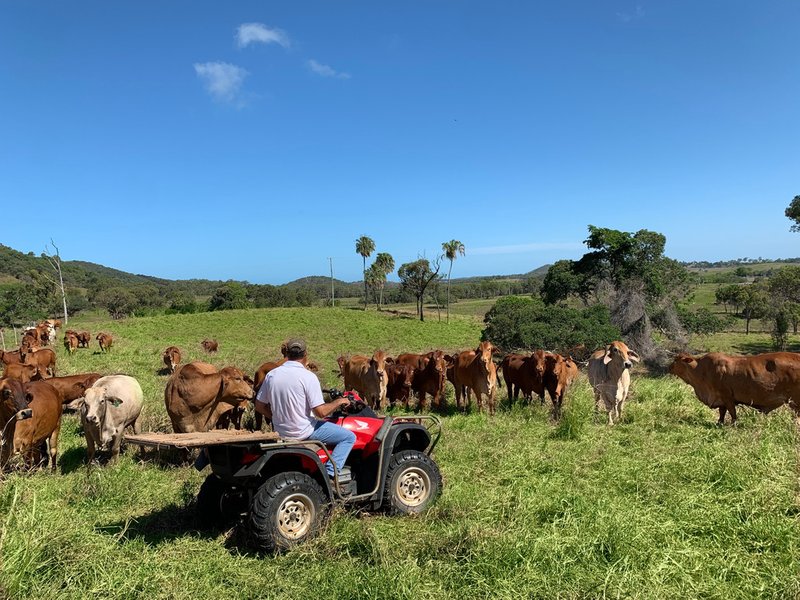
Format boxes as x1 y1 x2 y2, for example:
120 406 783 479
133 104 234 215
355 235 375 310
442 240 465 323
374 252 395 310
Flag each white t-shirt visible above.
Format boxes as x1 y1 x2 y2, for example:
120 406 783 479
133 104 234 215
256 360 324 440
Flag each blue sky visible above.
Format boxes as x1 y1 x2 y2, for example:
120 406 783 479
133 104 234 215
1 1 798 284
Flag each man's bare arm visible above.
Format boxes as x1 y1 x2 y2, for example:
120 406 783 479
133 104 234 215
255 402 272 420
312 398 350 419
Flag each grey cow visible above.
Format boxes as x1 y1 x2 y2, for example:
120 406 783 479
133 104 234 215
81 375 143 462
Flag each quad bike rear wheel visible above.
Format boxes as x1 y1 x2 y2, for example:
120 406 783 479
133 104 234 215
247 471 327 552
383 450 442 515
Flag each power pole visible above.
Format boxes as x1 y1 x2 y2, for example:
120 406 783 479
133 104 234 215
329 257 335 307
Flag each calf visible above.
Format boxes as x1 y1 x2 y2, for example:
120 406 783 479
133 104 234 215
64 332 79 354
76 331 91 348
542 353 575 416
22 347 56 377
201 339 219 353
162 346 182 373
453 341 499 415
81 375 143 462
337 351 390 409
397 351 451 411
10 380 63 471
386 362 416 408
0 349 22 366
96 332 113 352
588 341 639 425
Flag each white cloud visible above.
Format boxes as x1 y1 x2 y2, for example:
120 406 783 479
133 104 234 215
617 5 645 22
236 23 290 48
470 242 584 256
307 59 351 80
193 61 248 103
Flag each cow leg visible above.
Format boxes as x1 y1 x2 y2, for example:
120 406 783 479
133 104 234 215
717 406 727 425
728 403 737 426
86 434 96 464
48 421 59 471
254 411 264 431
132 416 142 435
109 434 122 464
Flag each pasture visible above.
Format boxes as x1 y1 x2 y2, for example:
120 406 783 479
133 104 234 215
1 308 799 599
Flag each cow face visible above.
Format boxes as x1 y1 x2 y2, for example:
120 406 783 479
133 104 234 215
604 341 639 370
669 354 698 380
82 386 124 448
0 378 29 417
370 351 388 378
220 367 255 402
393 364 415 389
474 341 495 371
336 356 346 377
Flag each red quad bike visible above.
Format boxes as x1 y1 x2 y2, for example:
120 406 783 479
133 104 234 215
184 390 441 552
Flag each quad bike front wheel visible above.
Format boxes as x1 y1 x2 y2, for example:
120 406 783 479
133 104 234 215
383 450 442 515
247 471 327 552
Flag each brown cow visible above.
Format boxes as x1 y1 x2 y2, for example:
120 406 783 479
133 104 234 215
96 332 113 352
201 339 219 353
21 348 56 377
588 341 639 425
386 362 416 408
165 361 254 433
337 351 390 409
453 341 499 415
162 346 182 373
45 373 102 406
501 351 547 404
3 362 44 383
64 332 79 354
0 349 22 366
543 353 579 416
3 380 63 470
397 351 451 411
670 352 800 425
77 331 91 348
20 333 38 352
0 378 30 469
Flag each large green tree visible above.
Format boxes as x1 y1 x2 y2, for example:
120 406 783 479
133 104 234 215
442 240 465 323
355 235 375 311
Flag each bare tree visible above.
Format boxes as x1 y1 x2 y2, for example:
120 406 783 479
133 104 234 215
43 239 68 325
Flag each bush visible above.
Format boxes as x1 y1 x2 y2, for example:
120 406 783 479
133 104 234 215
482 296 619 351
677 306 732 335
208 282 250 311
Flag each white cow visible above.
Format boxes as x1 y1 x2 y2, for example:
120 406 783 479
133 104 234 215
587 341 639 425
81 375 143 462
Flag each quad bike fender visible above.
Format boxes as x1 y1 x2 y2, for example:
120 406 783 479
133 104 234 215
232 447 334 498
372 423 432 505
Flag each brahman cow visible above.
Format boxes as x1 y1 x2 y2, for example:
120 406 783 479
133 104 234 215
96 332 113 352
3 362 44 383
81 375 143 462
201 339 219 353
165 361 254 433
396 351 452 411
337 351 390 409
453 341 499 415
0 349 22 366
501 350 547 404
21 347 56 377
670 352 800 425
162 346 182 374
46 373 102 408
588 341 639 425
7 380 63 470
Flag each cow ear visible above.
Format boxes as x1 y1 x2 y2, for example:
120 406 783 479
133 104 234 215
602 350 612 365
110 398 123 407
681 356 695 364
1 388 11 400
491 347 500 354
628 350 640 363
385 357 394 364
444 354 453 363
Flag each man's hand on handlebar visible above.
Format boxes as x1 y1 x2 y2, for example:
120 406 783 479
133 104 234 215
312 396 352 419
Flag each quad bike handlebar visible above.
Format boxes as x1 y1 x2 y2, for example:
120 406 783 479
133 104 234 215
322 389 374 417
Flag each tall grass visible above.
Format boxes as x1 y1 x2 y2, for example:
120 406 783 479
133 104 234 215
0 308 798 599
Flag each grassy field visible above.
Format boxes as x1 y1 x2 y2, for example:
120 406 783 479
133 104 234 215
1 308 799 599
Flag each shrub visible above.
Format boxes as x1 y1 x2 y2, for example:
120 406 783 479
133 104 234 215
482 296 619 351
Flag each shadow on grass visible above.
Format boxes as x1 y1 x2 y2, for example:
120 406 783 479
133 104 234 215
59 446 87 475
98 503 222 547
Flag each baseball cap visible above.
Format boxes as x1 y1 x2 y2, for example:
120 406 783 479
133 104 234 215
285 338 307 355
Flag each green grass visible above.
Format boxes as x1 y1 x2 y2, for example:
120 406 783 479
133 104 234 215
1 308 799 599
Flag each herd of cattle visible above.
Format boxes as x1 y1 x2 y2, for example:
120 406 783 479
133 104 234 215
1 319 800 471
